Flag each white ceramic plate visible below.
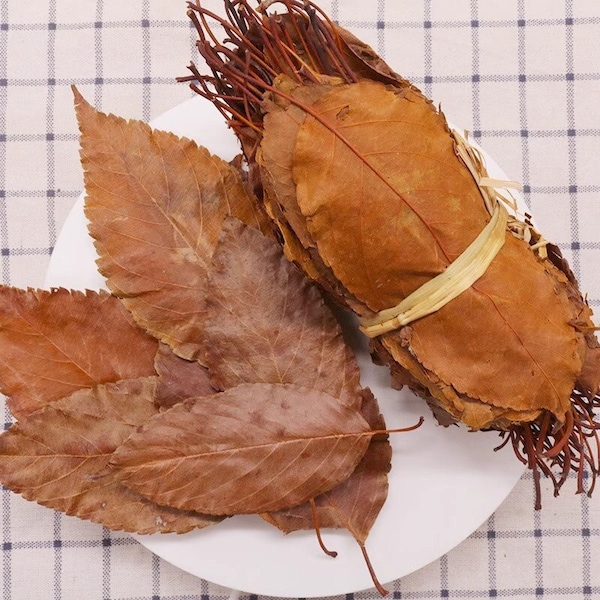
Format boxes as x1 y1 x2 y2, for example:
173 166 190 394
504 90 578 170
45 96 525 598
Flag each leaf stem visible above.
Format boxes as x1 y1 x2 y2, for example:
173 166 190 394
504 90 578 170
359 542 389 596
504 389 600 509
309 498 338 558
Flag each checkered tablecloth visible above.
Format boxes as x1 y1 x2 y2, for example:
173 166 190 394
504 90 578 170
1 1 600 599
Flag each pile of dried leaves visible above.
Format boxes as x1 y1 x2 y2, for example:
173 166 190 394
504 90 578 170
0 85 419 594
181 0 600 508
0 0 599 595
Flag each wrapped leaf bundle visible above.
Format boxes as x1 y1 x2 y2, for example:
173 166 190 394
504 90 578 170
182 0 600 506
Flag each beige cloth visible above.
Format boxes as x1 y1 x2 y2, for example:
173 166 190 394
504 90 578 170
1 1 599 598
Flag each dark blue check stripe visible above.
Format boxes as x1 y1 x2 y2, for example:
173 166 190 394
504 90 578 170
46 0 58 254
0 21 193 31
565 0 581 280
423 0 433 99
341 17 600 29
0 2 600 599
142 0 152 122
94 1 104 111
0 0 8 287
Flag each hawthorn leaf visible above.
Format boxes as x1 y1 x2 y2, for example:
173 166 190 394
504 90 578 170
262 388 391 544
73 87 269 361
204 219 391 544
204 218 362 409
111 383 372 515
0 377 219 534
154 342 214 409
291 79 583 424
0 287 158 419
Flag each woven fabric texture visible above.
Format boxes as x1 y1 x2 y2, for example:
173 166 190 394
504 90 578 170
1 1 599 599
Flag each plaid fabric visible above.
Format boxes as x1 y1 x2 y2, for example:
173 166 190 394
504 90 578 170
1 0 600 598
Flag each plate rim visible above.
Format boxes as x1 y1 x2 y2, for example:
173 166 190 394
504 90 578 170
45 94 526 598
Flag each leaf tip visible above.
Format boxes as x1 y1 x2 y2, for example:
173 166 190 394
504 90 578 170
71 85 96 130
71 84 85 108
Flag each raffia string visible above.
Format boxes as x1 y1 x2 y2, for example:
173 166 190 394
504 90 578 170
359 203 508 338
359 129 532 339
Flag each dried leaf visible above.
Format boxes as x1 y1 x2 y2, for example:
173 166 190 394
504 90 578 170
263 388 391 544
111 383 372 515
183 0 600 507
202 218 392 548
0 287 158 419
0 378 219 533
333 23 414 87
259 84 363 306
204 219 362 408
292 80 488 311
154 342 214 409
290 80 584 424
260 84 330 252
74 87 268 361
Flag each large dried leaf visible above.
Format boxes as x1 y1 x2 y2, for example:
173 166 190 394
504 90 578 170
111 383 372 515
263 388 391 545
0 378 219 533
74 87 268 360
292 79 488 312
0 287 158 419
259 84 365 307
291 79 584 424
398 239 583 421
260 84 330 252
154 342 214 409
204 219 390 543
204 219 361 408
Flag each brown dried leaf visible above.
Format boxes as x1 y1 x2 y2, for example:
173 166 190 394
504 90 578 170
293 79 487 312
154 342 214 409
292 79 584 424
0 287 158 419
204 218 362 408
0 377 219 533
399 239 583 422
263 388 391 545
333 23 415 87
204 219 391 543
259 83 364 306
111 383 372 515
74 87 269 361
260 83 330 252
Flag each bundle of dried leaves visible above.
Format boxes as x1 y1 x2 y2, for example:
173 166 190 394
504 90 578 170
2 0 599 594
180 0 600 509
0 87 427 595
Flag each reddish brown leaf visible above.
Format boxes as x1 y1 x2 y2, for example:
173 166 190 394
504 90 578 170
259 84 363 307
263 388 391 545
290 79 584 427
111 383 372 515
0 287 158 419
0 378 219 533
154 342 214 409
292 79 484 311
204 218 362 409
334 23 411 86
260 85 331 253
74 87 269 361
204 219 391 543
